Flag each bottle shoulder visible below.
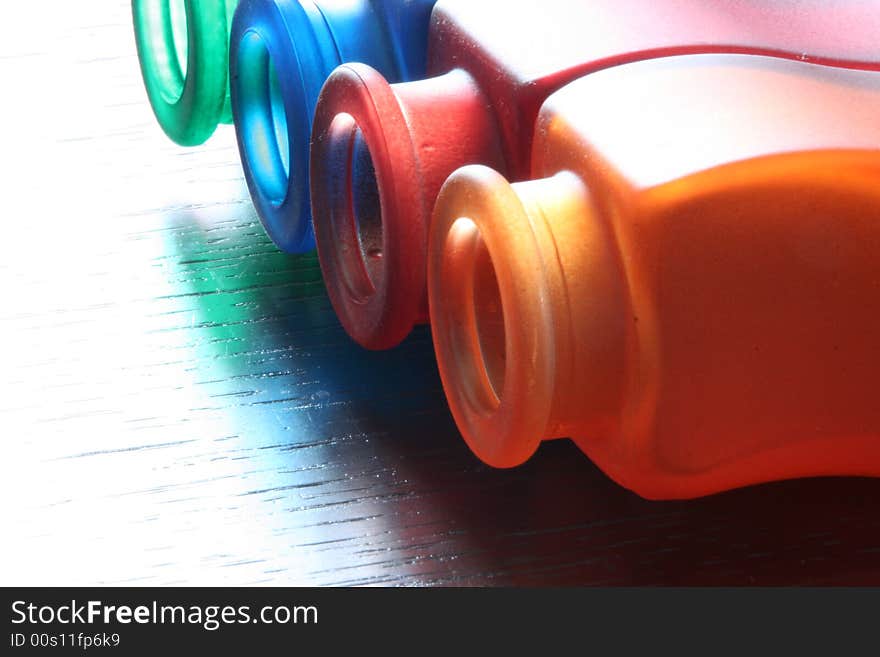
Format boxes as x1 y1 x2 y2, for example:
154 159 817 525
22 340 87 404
534 54 880 192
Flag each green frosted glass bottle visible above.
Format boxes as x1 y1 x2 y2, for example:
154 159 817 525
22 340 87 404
132 0 238 146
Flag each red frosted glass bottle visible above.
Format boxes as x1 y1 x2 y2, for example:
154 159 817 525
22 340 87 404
309 0 880 350
428 54 880 499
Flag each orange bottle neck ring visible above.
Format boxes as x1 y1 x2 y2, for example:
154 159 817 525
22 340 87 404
428 165 629 467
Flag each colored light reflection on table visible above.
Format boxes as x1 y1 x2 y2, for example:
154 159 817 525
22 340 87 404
0 1 451 585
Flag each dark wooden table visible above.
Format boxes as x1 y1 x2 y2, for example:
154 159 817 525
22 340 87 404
3 1 879 586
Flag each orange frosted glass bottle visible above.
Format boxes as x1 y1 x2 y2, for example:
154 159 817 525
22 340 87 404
428 54 880 499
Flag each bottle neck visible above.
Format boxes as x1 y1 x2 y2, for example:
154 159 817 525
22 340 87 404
513 174 629 441
391 69 507 214
310 65 505 349
429 167 628 467
372 0 437 80
315 0 398 76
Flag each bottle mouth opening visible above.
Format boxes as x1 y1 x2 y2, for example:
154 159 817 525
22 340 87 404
166 0 188 95
137 0 189 105
322 111 386 305
442 217 506 414
428 166 555 467
473 233 507 402
234 29 291 208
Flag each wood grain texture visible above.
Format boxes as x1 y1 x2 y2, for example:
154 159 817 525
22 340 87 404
2 1 880 586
